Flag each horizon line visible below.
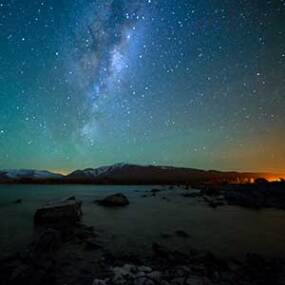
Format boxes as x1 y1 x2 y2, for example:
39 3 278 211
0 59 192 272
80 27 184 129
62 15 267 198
1 163 285 177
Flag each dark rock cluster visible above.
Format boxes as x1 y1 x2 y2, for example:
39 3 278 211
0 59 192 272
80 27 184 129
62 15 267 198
91 244 285 285
181 180 285 210
0 198 102 285
95 193 130 207
224 180 285 209
1 192 285 285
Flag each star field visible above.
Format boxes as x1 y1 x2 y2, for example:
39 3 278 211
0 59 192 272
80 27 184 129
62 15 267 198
0 0 284 173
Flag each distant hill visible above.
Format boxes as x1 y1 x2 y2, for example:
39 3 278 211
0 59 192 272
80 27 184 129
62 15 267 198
65 163 264 184
0 163 277 185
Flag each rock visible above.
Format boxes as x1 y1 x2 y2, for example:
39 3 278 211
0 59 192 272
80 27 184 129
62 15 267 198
152 242 169 258
136 271 147 278
227 259 242 272
175 230 189 238
208 200 225 208
246 253 265 268
225 188 265 208
173 266 191 276
162 196 171 201
151 188 162 193
223 181 285 209
93 279 108 285
201 186 222 196
84 239 102 250
184 276 205 285
65 195 76 201
161 233 172 239
135 277 156 285
32 228 61 254
203 196 224 208
171 277 186 285
34 199 82 227
147 271 161 281
96 193 130 207
9 264 32 283
137 266 152 273
112 264 136 282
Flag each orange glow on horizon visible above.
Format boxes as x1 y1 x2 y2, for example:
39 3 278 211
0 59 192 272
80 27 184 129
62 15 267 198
265 176 285 182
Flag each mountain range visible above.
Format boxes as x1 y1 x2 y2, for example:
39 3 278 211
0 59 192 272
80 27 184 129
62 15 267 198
0 163 275 185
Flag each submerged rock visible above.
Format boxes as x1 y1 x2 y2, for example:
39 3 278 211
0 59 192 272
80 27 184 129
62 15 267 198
96 193 129 207
65 196 76 201
34 199 82 227
175 230 190 238
181 192 202 198
151 188 162 193
203 196 225 208
161 233 173 239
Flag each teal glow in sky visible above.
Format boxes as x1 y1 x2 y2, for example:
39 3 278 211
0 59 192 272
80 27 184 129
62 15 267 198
0 0 284 173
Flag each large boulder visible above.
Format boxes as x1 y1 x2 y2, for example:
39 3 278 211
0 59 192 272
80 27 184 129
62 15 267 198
96 193 129 207
34 199 82 227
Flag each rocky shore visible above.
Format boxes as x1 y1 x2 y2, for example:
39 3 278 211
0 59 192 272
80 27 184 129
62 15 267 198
1 196 285 285
181 180 285 210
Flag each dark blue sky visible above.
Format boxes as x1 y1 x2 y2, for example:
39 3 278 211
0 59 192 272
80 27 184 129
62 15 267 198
0 0 284 173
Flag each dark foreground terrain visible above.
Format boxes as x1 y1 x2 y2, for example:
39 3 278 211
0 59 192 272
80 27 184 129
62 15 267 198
191 179 285 210
1 193 285 285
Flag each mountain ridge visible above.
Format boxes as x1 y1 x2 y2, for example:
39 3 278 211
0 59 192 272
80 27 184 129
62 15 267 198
0 163 279 184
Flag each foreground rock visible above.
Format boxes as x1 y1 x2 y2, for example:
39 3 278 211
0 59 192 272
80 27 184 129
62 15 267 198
0 198 103 285
34 199 82 227
1 229 285 285
91 244 285 285
96 193 130 207
203 195 226 208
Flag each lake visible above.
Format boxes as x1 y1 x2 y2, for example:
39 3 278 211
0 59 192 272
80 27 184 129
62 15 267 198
0 184 285 258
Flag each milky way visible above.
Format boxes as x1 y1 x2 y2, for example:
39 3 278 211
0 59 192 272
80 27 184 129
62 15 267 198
68 0 149 144
0 0 284 172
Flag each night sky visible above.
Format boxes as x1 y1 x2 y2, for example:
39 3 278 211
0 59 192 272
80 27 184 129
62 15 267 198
0 0 284 173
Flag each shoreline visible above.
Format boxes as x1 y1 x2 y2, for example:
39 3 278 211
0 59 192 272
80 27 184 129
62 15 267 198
1 195 285 284
2 219 285 285
1 223 284 285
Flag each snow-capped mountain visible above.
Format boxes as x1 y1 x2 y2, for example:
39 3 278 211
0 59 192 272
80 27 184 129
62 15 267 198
66 163 137 179
0 169 63 181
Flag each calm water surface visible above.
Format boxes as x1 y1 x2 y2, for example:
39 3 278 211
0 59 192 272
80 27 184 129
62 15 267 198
0 185 285 258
